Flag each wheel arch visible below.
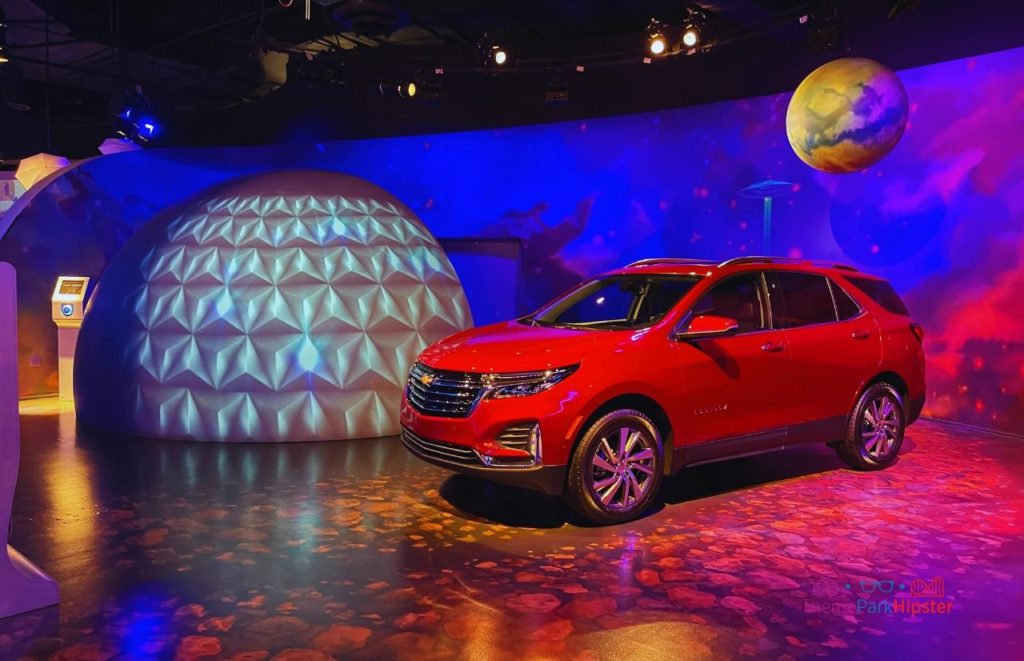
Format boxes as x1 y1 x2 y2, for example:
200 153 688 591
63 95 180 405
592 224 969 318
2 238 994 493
863 370 909 401
571 393 675 476
848 370 910 428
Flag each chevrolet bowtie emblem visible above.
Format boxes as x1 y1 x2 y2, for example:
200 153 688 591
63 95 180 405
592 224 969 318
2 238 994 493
419 374 435 386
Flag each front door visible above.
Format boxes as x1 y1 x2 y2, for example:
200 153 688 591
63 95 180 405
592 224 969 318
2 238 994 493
667 271 792 448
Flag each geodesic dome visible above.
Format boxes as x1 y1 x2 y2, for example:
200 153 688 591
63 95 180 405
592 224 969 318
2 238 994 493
75 170 471 442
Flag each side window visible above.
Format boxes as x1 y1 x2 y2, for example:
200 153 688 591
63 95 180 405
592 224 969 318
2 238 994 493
689 273 766 333
633 279 701 325
830 279 862 320
773 272 838 328
845 276 911 316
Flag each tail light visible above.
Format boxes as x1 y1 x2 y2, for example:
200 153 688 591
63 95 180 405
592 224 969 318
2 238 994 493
910 323 925 343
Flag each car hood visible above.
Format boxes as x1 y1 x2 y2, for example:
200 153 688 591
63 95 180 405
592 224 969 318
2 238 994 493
418 321 635 373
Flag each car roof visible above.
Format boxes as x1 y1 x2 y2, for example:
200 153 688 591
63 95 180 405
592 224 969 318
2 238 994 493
605 256 884 279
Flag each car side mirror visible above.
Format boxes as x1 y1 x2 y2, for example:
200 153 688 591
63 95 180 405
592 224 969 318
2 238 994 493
675 314 740 340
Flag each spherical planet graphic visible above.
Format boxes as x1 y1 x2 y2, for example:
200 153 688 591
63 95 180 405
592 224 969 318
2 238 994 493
786 57 908 174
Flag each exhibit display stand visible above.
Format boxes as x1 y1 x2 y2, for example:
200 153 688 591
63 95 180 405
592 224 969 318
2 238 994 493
51 276 89 402
0 262 60 619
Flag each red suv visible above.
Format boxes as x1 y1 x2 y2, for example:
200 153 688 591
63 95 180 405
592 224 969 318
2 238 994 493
400 257 925 523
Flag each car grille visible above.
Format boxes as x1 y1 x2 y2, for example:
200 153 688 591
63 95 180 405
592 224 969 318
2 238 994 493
401 427 482 466
405 362 485 418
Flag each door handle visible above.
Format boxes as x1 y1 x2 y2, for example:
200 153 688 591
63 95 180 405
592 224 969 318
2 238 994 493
851 329 872 340
760 342 785 353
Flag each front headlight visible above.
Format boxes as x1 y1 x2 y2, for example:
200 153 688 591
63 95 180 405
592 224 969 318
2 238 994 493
484 365 579 399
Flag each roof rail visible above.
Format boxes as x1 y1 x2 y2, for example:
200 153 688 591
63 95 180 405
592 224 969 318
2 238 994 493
627 257 715 267
717 256 859 272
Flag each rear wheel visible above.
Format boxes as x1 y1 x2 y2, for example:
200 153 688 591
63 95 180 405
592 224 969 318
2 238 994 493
837 382 905 470
565 409 663 524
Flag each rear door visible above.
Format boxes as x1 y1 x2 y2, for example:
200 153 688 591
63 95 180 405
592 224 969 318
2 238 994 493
766 270 882 440
667 271 792 447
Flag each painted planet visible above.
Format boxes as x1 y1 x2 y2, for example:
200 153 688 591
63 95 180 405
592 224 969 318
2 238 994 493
786 58 908 174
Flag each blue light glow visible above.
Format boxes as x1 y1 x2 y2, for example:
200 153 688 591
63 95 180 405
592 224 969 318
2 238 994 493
298 336 319 371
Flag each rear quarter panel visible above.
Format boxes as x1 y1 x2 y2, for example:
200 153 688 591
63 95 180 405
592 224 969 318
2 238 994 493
836 274 926 416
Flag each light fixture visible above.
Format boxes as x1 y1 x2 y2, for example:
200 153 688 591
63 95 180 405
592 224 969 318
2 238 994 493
379 77 424 100
478 34 509 68
398 80 417 98
111 85 158 144
681 7 707 51
0 7 9 64
646 19 667 56
545 70 569 104
136 117 159 141
491 45 508 66
681 26 700 48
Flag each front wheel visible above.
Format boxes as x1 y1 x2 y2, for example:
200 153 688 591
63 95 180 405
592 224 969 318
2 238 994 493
564 409 663 524
837 382 906 470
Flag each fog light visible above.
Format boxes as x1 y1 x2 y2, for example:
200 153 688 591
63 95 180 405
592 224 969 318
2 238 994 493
480 423 541 467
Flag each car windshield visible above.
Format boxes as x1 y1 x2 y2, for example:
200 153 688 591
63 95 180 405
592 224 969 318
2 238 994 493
525 275 701 330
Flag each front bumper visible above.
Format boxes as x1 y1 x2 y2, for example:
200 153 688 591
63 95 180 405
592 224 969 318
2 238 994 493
400 426 566 496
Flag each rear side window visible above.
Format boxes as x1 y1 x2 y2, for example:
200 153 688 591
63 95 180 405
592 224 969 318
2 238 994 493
846 277 910 316
772 272 837 328
830 280 862 320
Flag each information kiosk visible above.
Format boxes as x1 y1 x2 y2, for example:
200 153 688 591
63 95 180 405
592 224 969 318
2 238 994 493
51 276 90 402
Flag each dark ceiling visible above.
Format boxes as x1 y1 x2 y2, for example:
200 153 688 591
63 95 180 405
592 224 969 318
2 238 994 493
2 0 1023 159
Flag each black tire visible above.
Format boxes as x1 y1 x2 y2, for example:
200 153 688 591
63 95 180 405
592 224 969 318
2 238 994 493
837 382 906 470
564 409 664 524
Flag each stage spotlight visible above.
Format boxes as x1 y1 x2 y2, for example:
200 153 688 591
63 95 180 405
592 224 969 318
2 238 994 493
380 78 424 100
491 45 508 66
478 34 509 68
135 117 159 141
111 85 159 143
647 20 667 56
0 7 9 64
681 7 708 51
398 80 417 98
682 26 700 48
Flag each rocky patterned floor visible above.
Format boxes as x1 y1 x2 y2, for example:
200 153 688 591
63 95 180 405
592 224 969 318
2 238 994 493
3 400 1023 660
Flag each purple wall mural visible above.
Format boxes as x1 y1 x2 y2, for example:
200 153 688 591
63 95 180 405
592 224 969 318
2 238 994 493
2 46 1022 433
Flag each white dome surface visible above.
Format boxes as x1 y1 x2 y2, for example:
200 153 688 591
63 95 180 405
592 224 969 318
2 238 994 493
75 171 471 442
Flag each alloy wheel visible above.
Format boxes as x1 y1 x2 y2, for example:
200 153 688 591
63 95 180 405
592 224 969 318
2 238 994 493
861 393 900 461
589 425 657 511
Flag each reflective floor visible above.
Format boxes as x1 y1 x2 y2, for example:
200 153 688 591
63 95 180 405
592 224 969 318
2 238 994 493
3 399 1023 660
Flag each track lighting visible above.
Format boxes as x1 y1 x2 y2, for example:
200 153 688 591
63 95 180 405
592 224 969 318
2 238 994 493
111 85 159 143
681 25 700 48
646 19 667 57
478 34 509 68
0 7 9 64
379 78 419 99
379 74 442 102
681 7 708 51
397 80 417 98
